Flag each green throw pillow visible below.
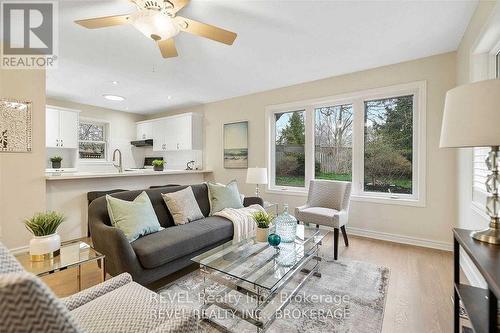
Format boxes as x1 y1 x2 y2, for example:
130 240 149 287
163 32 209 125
106 191 163 242
207 180 244 215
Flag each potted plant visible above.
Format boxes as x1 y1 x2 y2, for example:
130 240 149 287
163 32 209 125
152 159 165 171
24 212 65 261
252 211 273 242
50 156 63 169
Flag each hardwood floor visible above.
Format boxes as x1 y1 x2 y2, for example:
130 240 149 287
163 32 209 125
44 234 455 333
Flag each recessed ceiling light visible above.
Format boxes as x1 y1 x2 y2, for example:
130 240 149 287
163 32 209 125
103 94 125 101
167 95 172 100
112 80 119 85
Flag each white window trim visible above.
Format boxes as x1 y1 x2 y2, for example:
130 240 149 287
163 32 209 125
471 36 500 209
265 81 427 207
78 117 111 164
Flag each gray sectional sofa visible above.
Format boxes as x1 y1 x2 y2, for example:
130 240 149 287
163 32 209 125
88 183 263 285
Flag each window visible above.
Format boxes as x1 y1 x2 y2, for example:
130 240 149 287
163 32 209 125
274 110 306 188
315 104 353 181
472 49 500 207
267 81 426 206
364 96 413 195
79 121 107 160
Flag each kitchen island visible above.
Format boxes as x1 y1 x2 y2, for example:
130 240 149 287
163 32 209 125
46 169 213 241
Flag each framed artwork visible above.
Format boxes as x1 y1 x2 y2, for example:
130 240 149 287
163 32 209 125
0 99 32 153
224 121 248 169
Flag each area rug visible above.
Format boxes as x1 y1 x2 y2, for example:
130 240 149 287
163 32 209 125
158 259 390 333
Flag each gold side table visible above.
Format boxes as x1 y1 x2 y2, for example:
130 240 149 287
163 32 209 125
15 240 105 291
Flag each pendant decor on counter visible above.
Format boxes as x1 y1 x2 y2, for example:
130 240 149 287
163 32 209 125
0 99 32 153
275 204 297 243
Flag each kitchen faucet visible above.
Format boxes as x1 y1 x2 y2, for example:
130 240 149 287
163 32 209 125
112 149 123 173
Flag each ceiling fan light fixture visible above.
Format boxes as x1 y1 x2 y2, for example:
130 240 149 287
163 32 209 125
131 10 179 41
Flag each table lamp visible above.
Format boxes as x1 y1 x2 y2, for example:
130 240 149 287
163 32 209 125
440 79 500 244
246 167 268 197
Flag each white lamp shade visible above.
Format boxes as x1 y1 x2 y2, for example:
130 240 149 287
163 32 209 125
440 79 500 148
246 168 268 184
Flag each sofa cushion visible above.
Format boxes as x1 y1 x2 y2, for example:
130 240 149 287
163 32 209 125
161 187 204 225
131 216 233 269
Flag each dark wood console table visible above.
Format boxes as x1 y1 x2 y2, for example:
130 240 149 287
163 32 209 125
453 228 500 333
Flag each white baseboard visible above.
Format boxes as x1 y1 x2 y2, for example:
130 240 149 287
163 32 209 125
346 226 453 252
459 251 487 287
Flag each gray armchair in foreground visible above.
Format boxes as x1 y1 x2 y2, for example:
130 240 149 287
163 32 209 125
0 242 197 333
295 179 352 260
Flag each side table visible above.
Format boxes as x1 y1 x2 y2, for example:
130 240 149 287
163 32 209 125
15 240 105 292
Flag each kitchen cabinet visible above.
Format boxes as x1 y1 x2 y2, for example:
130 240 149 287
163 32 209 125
46 107 79 149
136 121 153 140
150 113 202 152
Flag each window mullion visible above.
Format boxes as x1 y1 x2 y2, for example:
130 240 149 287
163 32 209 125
304 106 314 189
351 98 364 195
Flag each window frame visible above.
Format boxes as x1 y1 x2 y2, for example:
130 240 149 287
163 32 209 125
265 81 426 207
78 118 110 163
471 43 500 211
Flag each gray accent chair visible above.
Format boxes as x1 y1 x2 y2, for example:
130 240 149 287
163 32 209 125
89 183 263 286
295 180 352 260
0 242 198 333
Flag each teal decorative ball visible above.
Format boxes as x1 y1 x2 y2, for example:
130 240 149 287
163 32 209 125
268 233 281 247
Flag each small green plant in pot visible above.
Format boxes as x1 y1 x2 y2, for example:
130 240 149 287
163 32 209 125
252 211 273 242
152 159 165 171
50 156 63 169
24 212 65 261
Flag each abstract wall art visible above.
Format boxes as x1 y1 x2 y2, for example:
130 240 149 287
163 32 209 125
223 121 248 169
0 99 32 153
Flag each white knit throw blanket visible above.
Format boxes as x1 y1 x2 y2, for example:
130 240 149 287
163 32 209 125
214 204 265 243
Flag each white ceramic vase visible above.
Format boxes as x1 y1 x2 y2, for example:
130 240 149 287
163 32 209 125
29 233 61 261
255 227 269 242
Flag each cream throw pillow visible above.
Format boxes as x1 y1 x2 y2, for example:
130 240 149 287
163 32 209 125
161 187 204 225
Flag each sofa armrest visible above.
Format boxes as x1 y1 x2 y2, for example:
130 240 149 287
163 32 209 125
89 216 140 278
62 273 132 311
243 196 264 207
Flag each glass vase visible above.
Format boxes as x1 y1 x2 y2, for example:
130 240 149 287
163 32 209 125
275 204 297 243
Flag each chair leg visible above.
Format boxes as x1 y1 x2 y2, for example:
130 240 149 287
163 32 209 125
333 228 339 260
297 220 300 225
340 225 349 247
316 224 319 228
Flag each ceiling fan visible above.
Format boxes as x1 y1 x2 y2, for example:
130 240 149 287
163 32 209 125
74 0 237 58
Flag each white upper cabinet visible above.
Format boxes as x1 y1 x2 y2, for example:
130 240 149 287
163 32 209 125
46 107 79 149
149 113 203 152
136 121 153 140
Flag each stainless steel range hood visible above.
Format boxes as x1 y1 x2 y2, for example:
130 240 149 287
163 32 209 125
131 139 153 147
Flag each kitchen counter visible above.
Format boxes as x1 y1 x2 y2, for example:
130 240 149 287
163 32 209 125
45 169 212 180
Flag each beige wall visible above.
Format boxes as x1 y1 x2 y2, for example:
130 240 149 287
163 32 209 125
46 99 146 169
0 68 46 250
150 52 457 248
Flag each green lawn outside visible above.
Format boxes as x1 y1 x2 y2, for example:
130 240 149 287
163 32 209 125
277 172 411 190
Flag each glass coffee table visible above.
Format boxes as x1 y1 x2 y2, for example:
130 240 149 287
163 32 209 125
191 225 329 332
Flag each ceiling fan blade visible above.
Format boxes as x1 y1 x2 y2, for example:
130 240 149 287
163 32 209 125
75 14 132 29
170 0 190 13
158 39 178 58
176 16 237 45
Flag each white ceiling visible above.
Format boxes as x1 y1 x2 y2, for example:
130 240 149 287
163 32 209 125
47 0 478 115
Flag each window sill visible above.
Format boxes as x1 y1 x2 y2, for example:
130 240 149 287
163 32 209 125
351 194 425 207
265 188 308 197
78 160 112 165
